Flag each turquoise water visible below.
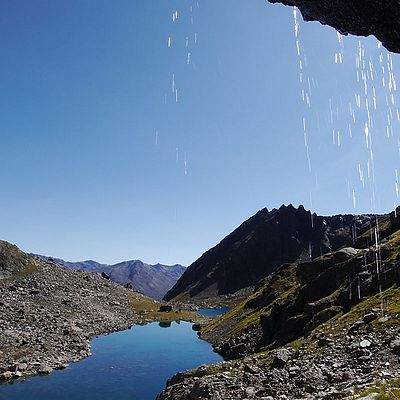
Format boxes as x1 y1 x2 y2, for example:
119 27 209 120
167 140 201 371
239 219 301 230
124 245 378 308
0 321 222 400
197 308 229 317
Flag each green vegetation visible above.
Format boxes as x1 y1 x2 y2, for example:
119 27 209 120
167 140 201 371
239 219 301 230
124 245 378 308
202 301 245 334
332 285 400 333
0 241 43 281
129 297 206 324
354 378 400 399
13 262 42 279
383 229 400 261
287 285 400 353
229 282 300 338
170 290 190 302
202 264 299 339
357 217 391 242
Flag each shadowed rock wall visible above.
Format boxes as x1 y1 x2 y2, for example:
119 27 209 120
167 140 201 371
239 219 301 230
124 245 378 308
268 0 400 54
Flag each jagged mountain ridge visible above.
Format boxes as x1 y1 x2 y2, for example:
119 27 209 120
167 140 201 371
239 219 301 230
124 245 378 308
199 207 400 358
157 209 400 400
36 256 185 300
165 204 375 301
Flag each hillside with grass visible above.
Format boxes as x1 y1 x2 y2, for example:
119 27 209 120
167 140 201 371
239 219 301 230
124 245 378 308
158 208 400 399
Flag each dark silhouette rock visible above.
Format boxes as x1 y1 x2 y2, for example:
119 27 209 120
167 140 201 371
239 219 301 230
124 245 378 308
101 272 110 280
268 0 400 54
192 323 201 332
159 305 173 312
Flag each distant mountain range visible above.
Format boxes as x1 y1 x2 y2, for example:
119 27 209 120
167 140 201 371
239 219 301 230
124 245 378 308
35 256 185 300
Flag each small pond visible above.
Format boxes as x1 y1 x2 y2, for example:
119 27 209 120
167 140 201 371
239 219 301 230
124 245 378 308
196 308 229 317
0 321 223 400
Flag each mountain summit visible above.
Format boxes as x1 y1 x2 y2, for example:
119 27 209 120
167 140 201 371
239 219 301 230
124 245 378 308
164 204 374 301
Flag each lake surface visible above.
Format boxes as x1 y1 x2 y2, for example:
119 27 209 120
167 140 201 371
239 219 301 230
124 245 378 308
0 321 223 400
196 308 229 317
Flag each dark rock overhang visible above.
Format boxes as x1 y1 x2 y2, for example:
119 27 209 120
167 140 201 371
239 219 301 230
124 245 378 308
268 0 400 54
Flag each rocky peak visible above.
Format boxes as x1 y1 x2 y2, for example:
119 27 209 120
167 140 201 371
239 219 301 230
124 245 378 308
0 241 39 280
164 205 376 301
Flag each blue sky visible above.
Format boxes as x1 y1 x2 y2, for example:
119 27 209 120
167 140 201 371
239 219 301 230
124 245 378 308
0 1 399 266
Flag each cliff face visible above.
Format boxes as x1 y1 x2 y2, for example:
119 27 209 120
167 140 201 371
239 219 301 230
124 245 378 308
157 209 400 400
198 208 400 358
268 0 400 54
164 205 374 301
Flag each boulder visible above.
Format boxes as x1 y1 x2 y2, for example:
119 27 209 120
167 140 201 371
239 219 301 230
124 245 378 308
192 324 201 332
272 349 292 368
243 364 261 374
159 305 173 312
390 338 400 354
359 339 372 348
101 272 110 280
0 371 12 380
37 365 53 375
363 313 377 324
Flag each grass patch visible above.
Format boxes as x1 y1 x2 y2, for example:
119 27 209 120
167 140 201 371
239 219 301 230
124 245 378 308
286 285 400 355
13 263 42 279
355 378 400 399
383 230 400 261
202 264 300 340
129 297 205 324
202 301 245 334
228 283 300 338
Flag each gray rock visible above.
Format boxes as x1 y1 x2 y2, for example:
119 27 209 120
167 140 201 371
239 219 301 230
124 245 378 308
18 363 28 371
37 365 53 375
0 371 12 380
360 339 372 348
244 364 260 374
348 320 364 333
272 349 291 368
390 338 400 354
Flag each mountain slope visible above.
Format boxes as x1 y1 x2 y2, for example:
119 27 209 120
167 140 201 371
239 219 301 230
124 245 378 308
164 204 374 301
40 256 185 300
157 208 400 400
0 240 194 381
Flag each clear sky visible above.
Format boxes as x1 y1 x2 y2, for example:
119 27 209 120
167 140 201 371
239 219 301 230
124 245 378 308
0 0 399 266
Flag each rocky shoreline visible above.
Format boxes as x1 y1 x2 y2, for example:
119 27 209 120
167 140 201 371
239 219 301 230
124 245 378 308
0 243 199 383
0 260 143 380
157 305 400 399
